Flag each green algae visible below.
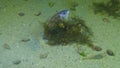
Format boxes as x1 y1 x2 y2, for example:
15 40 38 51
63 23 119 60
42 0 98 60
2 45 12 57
93 0 120 18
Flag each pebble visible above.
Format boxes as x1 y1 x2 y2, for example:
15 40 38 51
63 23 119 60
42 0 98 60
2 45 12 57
34 12 41 16
40 53 48 59
102 18 110 23
18 12 25 16
92 45 102 51
92 54 104 59
21 38 30 42
3 43 11 50
106 49 114 56
13 60 21 65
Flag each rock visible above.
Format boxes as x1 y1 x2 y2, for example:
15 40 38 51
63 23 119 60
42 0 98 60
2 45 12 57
106 49 115 56
40 52 48 59
18 12 25 16
13 60 21 65
3 43 11 50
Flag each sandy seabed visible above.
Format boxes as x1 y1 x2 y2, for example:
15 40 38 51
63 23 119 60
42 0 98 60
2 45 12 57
0 0 120 68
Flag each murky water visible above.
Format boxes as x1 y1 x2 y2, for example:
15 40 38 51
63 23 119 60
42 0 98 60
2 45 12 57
0 0 120 68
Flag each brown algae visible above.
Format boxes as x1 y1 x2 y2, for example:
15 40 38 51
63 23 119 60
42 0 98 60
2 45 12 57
92 0 120 18
43 16 93 45
42 10 107 59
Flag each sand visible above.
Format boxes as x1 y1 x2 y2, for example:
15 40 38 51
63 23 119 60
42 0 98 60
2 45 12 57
0 0 120 68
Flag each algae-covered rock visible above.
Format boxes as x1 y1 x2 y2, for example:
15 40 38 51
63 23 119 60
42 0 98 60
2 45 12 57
43 10 93 45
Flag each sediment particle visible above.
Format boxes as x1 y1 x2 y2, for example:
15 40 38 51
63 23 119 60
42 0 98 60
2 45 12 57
3 43 11 50
106 49 114 56
91 45 102 51
18 12 25 16
40 53 48 59
21 38 30 42
13 60 21 65
34 12 41 16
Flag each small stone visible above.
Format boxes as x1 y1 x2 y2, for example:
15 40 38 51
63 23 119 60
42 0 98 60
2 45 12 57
18 12 25 16
103 18 110 23
21 38 30 42
93 54 104 59
13 60 21 65
34 12 41 16
106 49 114 56
3 43 11 50
92 45 102 51
40 53 48 59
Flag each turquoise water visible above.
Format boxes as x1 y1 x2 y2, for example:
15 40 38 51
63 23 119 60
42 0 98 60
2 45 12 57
0 0 120 68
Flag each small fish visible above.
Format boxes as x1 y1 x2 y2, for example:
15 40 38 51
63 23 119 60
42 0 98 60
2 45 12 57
50 10 70 22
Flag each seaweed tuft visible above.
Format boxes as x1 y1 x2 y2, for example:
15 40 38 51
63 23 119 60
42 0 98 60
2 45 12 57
93 0 120 18
43 17 93 45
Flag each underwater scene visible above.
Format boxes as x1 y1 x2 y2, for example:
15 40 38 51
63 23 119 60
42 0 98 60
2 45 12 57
0 0 120 68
